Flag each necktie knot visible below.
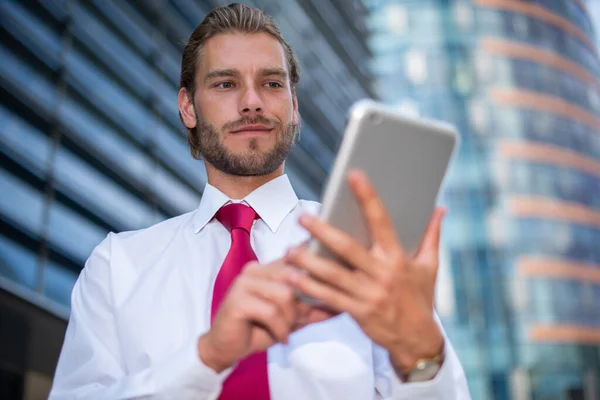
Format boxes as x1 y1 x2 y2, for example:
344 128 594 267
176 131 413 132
215 203 258 233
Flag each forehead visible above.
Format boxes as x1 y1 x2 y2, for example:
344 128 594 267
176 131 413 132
199 32 288 75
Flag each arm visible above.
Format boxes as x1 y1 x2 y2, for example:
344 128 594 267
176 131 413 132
373 315 471 400
285 171 471 400
49 234 230 400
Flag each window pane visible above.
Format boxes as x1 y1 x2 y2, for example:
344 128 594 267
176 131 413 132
0 169 45 236
44 261 78 307
47 202 107 264
0 235 38 290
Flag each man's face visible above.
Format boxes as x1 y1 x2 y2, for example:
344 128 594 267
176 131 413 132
184 32 299 176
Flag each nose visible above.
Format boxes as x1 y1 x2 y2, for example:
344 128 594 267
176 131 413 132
239 86 264 115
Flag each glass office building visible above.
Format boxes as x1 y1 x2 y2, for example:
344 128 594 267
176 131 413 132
0 0 372 397
367 0 600 399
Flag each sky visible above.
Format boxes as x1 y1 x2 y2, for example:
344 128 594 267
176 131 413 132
587 0 600 49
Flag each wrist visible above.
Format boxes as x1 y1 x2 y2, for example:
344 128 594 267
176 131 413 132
389 328 444 375
197 333 232 373
396 340 445 383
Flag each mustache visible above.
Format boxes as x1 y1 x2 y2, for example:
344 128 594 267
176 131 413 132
222 115 282 132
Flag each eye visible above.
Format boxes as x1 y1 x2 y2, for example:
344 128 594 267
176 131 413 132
216 81 234 89
266 81 283 89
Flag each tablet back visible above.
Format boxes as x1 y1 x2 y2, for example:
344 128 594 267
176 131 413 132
309 100 458 259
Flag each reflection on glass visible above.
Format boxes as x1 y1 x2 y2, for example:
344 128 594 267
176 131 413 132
44 260 78 307
0 236 38 290
0 169 45 237
47 202 107 264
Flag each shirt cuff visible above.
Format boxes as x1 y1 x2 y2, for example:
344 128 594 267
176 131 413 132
151 336 234 399
390 352 454 400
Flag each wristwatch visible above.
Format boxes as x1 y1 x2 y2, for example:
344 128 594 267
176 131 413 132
400 342 445 383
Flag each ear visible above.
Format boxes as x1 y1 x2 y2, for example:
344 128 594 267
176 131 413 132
178 88 197 129
292 92 300 125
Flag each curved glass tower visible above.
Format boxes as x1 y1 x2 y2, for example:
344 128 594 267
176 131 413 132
367 0 600 399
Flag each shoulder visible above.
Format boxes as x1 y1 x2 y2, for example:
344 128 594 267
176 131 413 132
295 199 321 215
115 211 194 240
79 211 196 300
92 211 195 262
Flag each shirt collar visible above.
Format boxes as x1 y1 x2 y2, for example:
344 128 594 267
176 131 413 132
192 174 299 234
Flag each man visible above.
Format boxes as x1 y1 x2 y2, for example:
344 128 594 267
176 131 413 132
50 3 470 399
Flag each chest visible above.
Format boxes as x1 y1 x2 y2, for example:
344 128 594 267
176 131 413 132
112 224 375 397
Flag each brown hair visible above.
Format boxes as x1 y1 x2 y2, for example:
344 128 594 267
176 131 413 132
180 3 301 159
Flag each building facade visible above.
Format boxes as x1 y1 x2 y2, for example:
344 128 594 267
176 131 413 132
366 0 600 399
0 0 372 397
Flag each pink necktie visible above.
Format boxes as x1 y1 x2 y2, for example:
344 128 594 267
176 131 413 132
212 203 270 400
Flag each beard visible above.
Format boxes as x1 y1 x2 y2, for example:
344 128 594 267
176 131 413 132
194 109 297 177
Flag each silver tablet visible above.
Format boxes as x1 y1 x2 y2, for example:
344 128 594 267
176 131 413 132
308 99 459 263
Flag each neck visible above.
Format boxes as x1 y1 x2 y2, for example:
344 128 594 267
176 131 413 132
205 162 285 199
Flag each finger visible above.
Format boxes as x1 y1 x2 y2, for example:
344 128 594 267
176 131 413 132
286 247 368 297
297 215 376 277
347 169 402 255
242 276 297 329
414 207 446 266
292 301 312 330
286 268 359 314
293 306 337 330
241 294 292 344
305 307 338 325
243 260 323 330
244 260 289 282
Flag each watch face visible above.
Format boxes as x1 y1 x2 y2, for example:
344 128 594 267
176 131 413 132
408 360 442 382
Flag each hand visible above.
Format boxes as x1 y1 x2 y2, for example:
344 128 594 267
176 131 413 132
197 260 308 373
285 170 446 372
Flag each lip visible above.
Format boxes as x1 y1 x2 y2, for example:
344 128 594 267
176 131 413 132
230 125 273 134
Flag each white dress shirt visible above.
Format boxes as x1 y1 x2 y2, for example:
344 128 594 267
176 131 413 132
50 174 470 400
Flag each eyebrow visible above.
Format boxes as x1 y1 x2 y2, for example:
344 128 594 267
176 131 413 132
260 68 288 80
203 67 288 83
204 69 240 83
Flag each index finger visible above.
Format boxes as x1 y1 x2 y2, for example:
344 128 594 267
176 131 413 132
245 260 297 282
347 169 403 256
